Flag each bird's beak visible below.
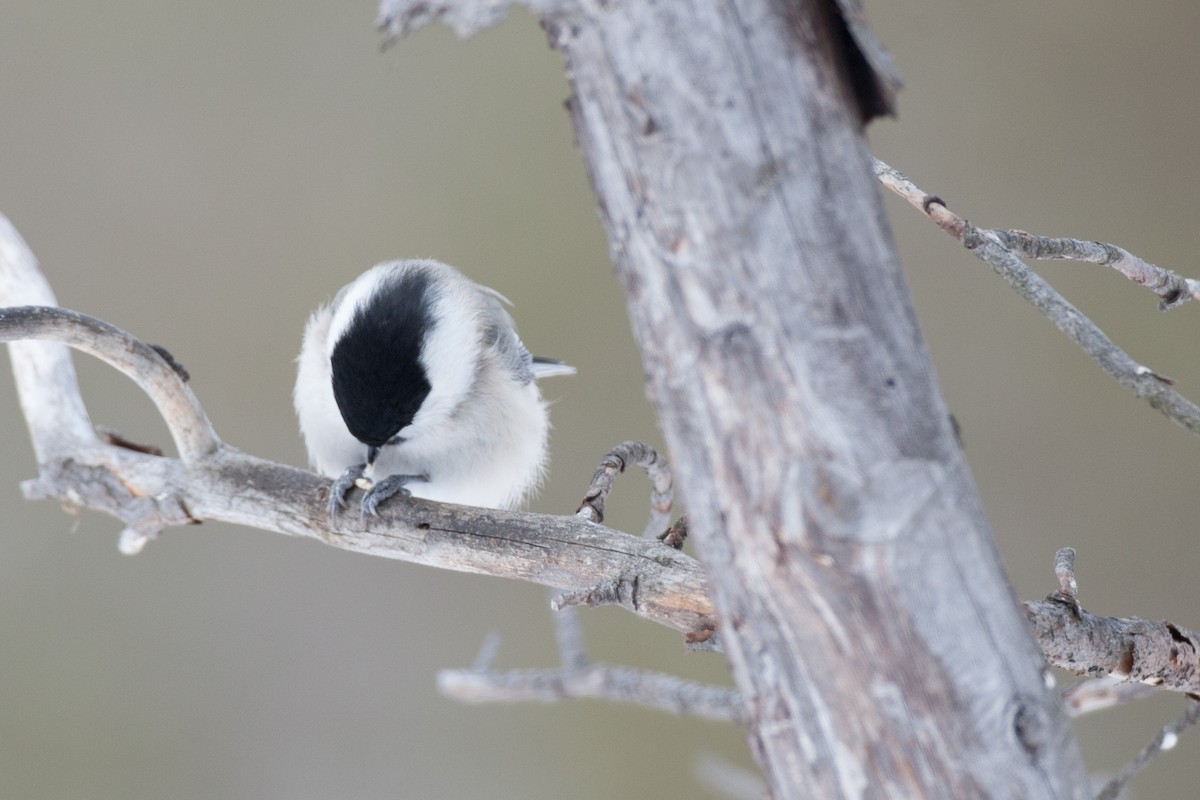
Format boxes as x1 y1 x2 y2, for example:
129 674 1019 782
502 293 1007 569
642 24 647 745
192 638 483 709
366 445 380 465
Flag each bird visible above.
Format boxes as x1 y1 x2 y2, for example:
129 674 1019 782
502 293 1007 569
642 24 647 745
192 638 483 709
294 259 574 518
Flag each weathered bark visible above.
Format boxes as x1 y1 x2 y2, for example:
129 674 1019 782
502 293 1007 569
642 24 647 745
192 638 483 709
379 0 1089 796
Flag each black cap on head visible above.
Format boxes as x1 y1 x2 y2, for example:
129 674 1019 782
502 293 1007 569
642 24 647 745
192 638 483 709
331 269 434 448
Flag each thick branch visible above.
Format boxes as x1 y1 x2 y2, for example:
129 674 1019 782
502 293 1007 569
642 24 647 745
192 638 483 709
413 1 1086 796
1025 549 1200 694
0 216 94 460
1025 599 1200 692
14 439 715 637
873 158 1200 438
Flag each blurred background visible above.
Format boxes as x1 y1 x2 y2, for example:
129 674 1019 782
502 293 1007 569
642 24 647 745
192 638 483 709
1 1 1197 797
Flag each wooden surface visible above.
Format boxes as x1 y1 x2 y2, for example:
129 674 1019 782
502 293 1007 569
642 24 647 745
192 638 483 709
379 0 1091 795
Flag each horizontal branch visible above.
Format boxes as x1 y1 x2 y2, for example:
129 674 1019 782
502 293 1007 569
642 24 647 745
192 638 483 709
438 663 742 722
16 433 715 637
438 580 740 721
872 157 1200 438
1025 598 1200 692
1024 549 1200 693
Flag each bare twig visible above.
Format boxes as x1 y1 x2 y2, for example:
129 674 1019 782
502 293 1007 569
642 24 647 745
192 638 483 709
439 574 737 719
1024 551 1200 693
873 158 1200 438
0 306 219 462
551 603 590 672
1054 547 1077 597
437 659 742 723
873 158 1200 310
1053 546 1079 607
992 229 1200 311
437 442 731 721
575 440 673 538
1095 699 1200 800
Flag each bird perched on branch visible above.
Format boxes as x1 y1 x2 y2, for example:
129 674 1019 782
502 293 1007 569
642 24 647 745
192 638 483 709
294 259 574 518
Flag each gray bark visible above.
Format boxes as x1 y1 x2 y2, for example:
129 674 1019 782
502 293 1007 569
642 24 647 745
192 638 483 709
380 0 1089 796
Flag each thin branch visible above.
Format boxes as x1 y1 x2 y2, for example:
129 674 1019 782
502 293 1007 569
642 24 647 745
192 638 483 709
1095 699 1200 800
437 447 735 722
872 158 1200 438
575 440 674 539
0 306 219 462
437 660 743 723
1024 552 1200 693
0 218 714 639
1054 547 1078 602
550 603 590 672
992 229 1200 311
872 158 1200 310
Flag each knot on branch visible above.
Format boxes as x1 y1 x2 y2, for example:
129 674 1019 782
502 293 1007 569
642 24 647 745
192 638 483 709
21 456 197 554
553 575 641 613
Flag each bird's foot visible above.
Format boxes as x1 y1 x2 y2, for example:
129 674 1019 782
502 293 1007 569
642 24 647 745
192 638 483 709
361 473 428 519
329 463 368 520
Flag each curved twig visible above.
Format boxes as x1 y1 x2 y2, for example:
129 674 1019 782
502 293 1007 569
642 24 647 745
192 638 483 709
0 306 220 462
872 157 1200 438
575 440 673 538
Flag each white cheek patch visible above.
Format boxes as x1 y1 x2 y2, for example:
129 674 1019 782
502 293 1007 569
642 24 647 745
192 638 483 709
409 275 483 429
326 264 393 358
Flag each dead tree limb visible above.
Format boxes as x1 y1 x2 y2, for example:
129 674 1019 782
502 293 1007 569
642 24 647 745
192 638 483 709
377 1 1088 796
874 157 1200 437
1025 549 1200 694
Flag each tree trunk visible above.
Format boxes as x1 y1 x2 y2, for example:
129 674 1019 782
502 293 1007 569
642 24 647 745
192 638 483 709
380 0 1091 795
550 2 1087 797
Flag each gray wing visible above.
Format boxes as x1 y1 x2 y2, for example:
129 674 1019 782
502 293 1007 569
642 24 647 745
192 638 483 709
476 285 575 384
477 287 537 384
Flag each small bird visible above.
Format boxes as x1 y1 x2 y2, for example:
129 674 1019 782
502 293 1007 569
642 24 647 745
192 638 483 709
294 259 574 518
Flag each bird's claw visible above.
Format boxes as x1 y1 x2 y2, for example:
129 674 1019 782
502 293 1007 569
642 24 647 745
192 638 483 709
329 463 367 520
359 474 424 520
329 467 426 523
